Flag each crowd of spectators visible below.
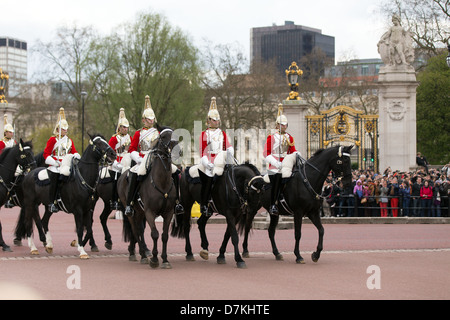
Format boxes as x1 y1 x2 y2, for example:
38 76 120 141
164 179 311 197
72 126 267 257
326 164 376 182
321 163 450 218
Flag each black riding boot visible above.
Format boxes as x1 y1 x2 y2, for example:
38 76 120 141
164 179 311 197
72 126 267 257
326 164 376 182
110 170 120 210
172 172 184 215
48 171 60 213
269 173 282 216
200 174 214 217
124 172 138 217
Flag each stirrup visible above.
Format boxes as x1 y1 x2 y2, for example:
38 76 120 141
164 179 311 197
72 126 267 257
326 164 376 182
124 206 134 217
4 200 15 208
110 201 120 210
49 203 59 213
269 205 279 216
175 203 184 215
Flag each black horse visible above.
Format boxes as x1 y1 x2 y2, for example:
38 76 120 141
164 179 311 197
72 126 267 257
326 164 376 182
118 125 178 268
242 145 354 264
171 162 265 268
0 140 35 251
15 134 116 258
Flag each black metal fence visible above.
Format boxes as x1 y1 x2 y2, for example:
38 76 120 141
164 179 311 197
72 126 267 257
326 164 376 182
322 194 449 218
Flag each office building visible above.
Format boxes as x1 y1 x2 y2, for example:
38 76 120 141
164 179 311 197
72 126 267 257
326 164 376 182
250 21 335 76
0 37 28 97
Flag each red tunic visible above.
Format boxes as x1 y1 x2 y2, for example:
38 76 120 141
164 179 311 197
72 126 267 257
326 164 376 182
43 136 77 163
108 134 130 163
263 133 296 170
199 129 232 163
129 128 158 158
0 139 16 154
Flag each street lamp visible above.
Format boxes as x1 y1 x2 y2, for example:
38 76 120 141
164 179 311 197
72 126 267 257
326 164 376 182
0 68 9 104
447 44 450 68
285 61 303 100
81 91 87 152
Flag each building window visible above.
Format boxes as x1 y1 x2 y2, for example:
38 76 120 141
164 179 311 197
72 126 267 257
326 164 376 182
0 38 6 47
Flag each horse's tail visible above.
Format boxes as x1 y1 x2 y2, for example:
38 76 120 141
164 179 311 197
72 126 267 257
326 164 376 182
170 211 189 238
14 207 35 240
122 215 133 242
14 207 27 240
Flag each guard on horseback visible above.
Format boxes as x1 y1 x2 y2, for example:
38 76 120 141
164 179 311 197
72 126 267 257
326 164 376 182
199 97 234 217
0 115 16 154
108 108 131 211
1 115 18 208
43 108 80 213
124 95 184 217
263 104 297 216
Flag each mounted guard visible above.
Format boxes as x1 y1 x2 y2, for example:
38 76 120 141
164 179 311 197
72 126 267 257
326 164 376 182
0 115 16 154
108 108 131 211
124 95 183 217
198 97 234 217
263 104 298 216
43 108 80 213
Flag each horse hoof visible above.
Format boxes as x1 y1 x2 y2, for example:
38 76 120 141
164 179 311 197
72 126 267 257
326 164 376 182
186 254 195 261
161 262 172 269
45 247 53 254
140 257 149 264
242 252 250 258
70 240 77 247
2 245 12 252
199 249 209 260
80 254 90 259
296 257 305 264
13 239 22 246
129 255 137 262
90 246 99 253
236 262 247 269
217 257 226 264
150 259 159 269
311 252 320 263
105 242 112 250
275 254 284 261
31 250 39 255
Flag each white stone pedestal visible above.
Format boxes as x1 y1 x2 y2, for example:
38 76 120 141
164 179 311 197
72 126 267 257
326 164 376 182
282 99 309 158
377 66 419 172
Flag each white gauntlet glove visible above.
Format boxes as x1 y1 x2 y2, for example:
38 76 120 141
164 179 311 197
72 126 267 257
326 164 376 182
266 154 282 169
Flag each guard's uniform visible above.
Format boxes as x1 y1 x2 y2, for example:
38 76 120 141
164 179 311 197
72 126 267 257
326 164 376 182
109 133 131 164
0 137 16 154
43 135 78 173
129 126 159 167
200 127 232 175
263 131 296 172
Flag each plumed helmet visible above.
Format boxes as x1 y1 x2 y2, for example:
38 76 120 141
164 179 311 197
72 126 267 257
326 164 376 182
3 115 14 133
142 95 156 121
53 107 69 135
276 104 288 125
116 108 129 132
207 97 220 121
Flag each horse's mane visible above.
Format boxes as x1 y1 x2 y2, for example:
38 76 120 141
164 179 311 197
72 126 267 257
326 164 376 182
242 161 261 176
311 145 342 159
0 146 13 162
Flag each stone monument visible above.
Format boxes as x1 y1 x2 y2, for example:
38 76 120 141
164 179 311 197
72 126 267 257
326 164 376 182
377 15 419 172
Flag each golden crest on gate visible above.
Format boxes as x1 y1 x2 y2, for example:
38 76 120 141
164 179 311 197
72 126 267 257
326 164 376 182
333 112 350 135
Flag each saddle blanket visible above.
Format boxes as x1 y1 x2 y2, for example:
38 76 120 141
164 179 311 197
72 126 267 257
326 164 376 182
37 154 75 182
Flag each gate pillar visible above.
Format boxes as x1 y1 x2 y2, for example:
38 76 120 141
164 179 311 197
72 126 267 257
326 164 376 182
282 99 309 158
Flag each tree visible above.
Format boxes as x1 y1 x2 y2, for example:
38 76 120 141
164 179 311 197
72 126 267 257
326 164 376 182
91 11 204 133
380 0 449 57
416 52 450 164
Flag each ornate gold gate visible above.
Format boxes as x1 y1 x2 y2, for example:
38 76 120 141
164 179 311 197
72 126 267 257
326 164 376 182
306 106 379 172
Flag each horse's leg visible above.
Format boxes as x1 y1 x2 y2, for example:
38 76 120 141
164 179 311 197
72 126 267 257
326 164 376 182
268 214 283 260
73 210 89 259
160 213 173 269
41 208 54 253
293 213 304 264
197 214 210 260
217 229 230 264
25 205 39 255
146 212 160 269
86 207 99 252
242 211 257 258
100 200 113 250
226 215 246 269
127 214 148 263
183 210 195 261
0 220 12 252
308 211 324 262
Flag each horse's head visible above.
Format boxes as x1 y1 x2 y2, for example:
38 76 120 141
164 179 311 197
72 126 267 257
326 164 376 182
329 145 353 187
16 139 35 173
155 124 177 156
87 134 116 165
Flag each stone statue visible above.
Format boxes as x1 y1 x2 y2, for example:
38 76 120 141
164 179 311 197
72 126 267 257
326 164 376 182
377 15 414 66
